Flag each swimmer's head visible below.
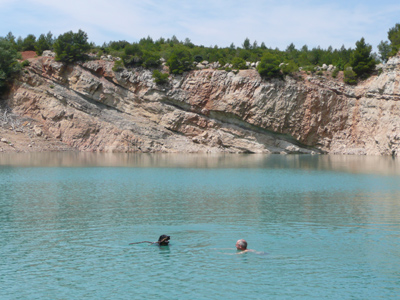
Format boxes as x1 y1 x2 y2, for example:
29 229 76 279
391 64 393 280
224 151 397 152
236 239 247 250
158 235 170 246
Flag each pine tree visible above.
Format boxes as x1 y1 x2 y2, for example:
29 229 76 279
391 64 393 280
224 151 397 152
53 30 90 63
378 41 391 63
35 32 53 55
0 38 21 93
350 37 376 79
242 38 251 50
388 23 400 56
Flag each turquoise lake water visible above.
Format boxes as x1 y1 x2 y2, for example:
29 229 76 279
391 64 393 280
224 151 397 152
1 153 400 299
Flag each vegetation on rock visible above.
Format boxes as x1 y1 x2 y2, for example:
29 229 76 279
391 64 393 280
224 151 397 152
166 46 193 74
35 32 54 56
53 30 90 63
152 69 169 84
257 53 281 79
388 23 400 57
0 38 21 94
3 22 400 90
343 69 357 85
350 38 376 79
378 23 400 62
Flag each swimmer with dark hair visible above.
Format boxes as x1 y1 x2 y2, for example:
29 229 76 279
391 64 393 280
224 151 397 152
129 234 170 246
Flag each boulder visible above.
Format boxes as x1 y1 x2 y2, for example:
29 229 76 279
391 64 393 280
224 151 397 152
42 50 55 57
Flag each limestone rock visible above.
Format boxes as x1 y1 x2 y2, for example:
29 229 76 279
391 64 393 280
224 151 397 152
42 50 55 57
33 126 43 136
4 53 400 156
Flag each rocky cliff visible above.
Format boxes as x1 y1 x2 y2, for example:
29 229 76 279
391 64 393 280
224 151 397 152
1 53 400 155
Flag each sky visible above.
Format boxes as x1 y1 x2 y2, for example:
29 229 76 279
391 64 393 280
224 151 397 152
1 0 400 51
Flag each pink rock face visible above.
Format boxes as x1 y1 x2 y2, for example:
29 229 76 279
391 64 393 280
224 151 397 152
3 53 400 155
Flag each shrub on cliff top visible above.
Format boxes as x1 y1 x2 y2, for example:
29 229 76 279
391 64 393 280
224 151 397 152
166 46 192 74
141 50 161 68
53 30 90 63
122 43 143 66
231 57 247 69
257 53 281 79
280 61 298 76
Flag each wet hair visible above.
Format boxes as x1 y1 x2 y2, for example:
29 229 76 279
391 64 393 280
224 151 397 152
236 239 247 250
158 235 170 246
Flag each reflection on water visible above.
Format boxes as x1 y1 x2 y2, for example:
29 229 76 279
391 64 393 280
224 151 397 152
0 154 399 299
0 152 399 175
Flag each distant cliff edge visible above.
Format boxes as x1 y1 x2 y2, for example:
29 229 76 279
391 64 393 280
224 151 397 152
1 52 400 155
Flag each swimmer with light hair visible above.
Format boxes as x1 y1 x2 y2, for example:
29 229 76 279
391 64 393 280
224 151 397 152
236 239 248 251
235 239 265 254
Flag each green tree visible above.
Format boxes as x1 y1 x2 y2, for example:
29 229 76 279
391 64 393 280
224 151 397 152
242 37 251 50
122 43 143 66
4 32 16 47
350 37 376 79
237 49 251 61
169 35 179 45
194 55 203 63
15 36 23 51
141 50 161 68
388 23 400 56
377 40 391 63
53 30 90 63
257 53 281 79
105 40 129 51
166 46 192 74
21 34 37 51
0 38 21 93
308 47 322 65
35 32 53 55
281 61 298 75
184 37 194 48
231 57 247 69
286 43 296 53
252 40 258 49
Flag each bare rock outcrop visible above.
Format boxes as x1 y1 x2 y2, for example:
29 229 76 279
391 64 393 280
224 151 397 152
2 53 400 155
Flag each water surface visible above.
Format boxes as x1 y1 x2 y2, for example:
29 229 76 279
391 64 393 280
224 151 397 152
1 154 399 299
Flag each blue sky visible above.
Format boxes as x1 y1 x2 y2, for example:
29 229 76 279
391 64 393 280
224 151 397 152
1 0 400 51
